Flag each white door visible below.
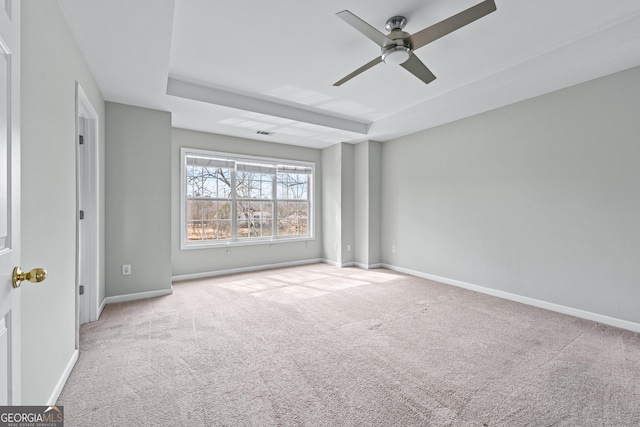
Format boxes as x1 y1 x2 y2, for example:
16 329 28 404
76 86 99 326
0 0 21 405
77 116 87 325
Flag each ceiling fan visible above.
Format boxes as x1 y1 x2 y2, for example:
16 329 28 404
334 0 497 86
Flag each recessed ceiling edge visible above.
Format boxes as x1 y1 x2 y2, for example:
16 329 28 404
166 77 370 135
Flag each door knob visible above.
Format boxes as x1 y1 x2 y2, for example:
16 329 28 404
12 267 48 288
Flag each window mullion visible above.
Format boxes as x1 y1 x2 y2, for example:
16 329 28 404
272 171 278 240
231 163 237 241
200 167 205 241
308 174 312 238
200 198 205 241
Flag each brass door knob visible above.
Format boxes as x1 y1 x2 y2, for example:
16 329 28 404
13 267 48 288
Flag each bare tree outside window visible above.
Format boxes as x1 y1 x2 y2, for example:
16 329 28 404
186 160 232 241
183 150 313 246
277 173 309 236
236 170 273 238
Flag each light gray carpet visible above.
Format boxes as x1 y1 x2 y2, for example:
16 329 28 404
58 264 640 426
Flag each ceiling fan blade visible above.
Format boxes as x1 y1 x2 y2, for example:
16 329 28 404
410 0 496 50
336 10 392 47
334 57 383 86
400 53 436 85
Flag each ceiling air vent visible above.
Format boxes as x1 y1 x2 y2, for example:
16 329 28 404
256 130 273 136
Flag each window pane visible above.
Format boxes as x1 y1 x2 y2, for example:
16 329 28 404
187 198 204 241
203 201 231 240
187 199 202 221
277 201 308 236
277 173 308 200
187 165 203 197
220 169 232 198
187 199 231 241
250 180 260 198
188 165 232 199
237 201 272 238
204 220 232 240
298 219 308 236
201 200 216 220
210 201 231 220
201 167 231 198
237 171 273 200
261 180 272 199
276 174 289 199
236 172 250 198
299 180 308 200
187 220 203 241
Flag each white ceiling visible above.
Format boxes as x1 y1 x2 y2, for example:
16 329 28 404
58 0 640 149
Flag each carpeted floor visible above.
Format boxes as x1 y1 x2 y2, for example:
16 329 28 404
58 264 640 426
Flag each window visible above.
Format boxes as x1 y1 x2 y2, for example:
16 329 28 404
181 148 313 249
185 156 233 241
277 166 310 237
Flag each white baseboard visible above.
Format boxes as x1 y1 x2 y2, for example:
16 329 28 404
321 259 357 268
97 298 106 319
172 258 323 282
353 262 383 270
321 258 340 267
381 263 640 334
323 260 383 269
104 287 173 304
49 349 78 405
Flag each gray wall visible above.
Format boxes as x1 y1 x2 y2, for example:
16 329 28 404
354 143 368 265
105 103 171 296
354 141 382 267
321 144 341 263
21 1 105 404
381 66 640 323
340 144 355 265
368 141 382 265
321 142 356 266
171 128 322 277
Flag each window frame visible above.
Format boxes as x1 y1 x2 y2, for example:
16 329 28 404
180 147 315 250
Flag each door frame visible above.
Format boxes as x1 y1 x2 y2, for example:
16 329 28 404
75 82 99 341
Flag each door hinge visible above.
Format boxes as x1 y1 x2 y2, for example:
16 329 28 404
79 135 84 145
79 285 85 295
79 210 85 220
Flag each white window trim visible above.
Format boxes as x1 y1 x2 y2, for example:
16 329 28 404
180 147 315 250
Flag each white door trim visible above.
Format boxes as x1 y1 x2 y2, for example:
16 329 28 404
75 82 99 337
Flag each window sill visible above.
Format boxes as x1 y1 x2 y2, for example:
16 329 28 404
180 236 315 251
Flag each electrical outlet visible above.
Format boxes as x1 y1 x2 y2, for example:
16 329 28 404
392 246 397 253
347 245 351 252
122 264 131 275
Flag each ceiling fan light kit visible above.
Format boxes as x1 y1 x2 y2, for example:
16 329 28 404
382 45 410 65
334 0 497 86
